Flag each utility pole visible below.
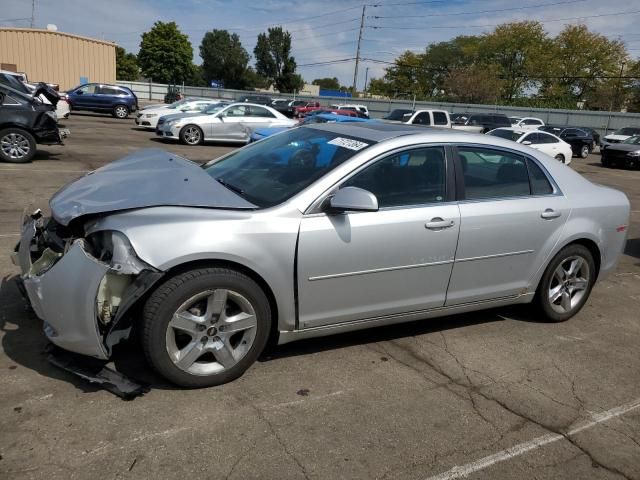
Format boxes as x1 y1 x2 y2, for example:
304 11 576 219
364 67 369 96
30 0 35 27
352 5 366 94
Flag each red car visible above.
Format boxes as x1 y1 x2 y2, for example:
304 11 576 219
293 102 321 117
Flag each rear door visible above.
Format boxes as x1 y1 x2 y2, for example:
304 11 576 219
297 145 460 328
446 145 569 305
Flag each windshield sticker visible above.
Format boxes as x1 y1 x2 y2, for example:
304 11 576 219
328 137 369 151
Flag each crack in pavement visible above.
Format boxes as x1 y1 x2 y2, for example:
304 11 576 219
383 336 636 479
236 394 311 480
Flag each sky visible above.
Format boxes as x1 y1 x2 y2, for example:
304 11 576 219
1 0 639 89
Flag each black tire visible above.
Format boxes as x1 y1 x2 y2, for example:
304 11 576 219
179 125 204 145
112 104 129 119
554 154 565 164
535 244 596 323
142 267 271 388
0 128 37 163
580 144 590 159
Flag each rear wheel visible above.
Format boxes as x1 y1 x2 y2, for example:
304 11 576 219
112 104 129 119
580 144 590 159
142 268 271 387
0 128 36 163
179 125 203 145
536 244 595 322
554 154 565 164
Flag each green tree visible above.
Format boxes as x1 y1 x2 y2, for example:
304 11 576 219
200 29 250 89
115 46 139 81
242 67 271 89
443 65 503 103
480 21 551 101
254 26 301 92
138 21 194 84
541 25 628 108
626 61 640 113
312 77 341 90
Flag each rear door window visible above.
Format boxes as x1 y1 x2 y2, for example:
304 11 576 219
413 112 430 125
433 111 449 125
458 147 530 200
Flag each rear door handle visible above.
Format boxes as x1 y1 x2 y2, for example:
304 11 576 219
425 217 455 230
541 209 561 219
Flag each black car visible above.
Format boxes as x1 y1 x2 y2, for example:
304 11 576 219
240 95 273 105
577 127 600 149
601 135 640 169
458 113 511 133
539 126 594 158
383 109 414 121
0 82 66 163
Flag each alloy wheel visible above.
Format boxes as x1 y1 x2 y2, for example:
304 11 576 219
580 145 589 159
0 132 30 160
114 106 128 118
165 289 257 375
547 255 590 314
183 126 201 145
555 154 565 163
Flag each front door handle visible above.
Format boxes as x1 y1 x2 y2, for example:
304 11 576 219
541 208 561 220
425 217 455 230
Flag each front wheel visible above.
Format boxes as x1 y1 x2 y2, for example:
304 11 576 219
580 144 590 159
554 154 565 164
112 104 129 119
179 125 203 145
142 268 271 388
0 128 36 163
536 244 595 322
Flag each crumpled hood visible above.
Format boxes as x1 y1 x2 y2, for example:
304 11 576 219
50 148 256 226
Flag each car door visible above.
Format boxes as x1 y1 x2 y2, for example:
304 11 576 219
411 112 431 126
71 84 97 109
297 146 460 329
214 104 248 140
446 145 569 305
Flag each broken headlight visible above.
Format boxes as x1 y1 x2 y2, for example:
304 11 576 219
86 230 148 274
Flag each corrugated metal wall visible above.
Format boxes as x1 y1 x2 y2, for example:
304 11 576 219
0 28 116 90
119 80 640 136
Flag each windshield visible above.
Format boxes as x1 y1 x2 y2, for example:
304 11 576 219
204 127 375 208
488 129 525 141
509 117 522 125
622 135 640 145
203 103 226 114
614 127 640 136
539 126 563 135
384 109 412 120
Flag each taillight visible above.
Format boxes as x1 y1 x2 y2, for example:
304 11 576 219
616 225 627 233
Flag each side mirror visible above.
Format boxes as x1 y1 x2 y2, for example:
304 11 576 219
522 140 532 145
327 187 378 213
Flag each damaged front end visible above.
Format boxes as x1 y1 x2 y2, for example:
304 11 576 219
12 212 163 359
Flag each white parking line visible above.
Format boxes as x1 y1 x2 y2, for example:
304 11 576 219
427 397 640 480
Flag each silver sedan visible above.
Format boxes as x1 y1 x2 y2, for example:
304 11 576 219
156 102 297 145
12 124 630 387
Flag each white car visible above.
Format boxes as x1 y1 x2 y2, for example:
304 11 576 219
136 99 222 129
156 102 297 145
510 117 544 130
384 109 451 128
330 104 369 117
487 127 573 165
600 127 640 151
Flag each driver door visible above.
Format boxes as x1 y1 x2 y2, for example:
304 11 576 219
297 146 460 329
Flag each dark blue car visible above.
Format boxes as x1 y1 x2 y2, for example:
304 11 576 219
66 83 138 119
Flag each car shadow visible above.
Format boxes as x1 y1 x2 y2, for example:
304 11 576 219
1 271 545 394
0 275 103 394
624 238 640 259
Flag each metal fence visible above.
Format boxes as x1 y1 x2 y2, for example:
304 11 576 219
117 80 640 136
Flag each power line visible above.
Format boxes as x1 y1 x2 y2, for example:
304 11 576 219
298 58 356 67
370 0 586 19
293 27 359 41
286 18 359 34
369 9 640 29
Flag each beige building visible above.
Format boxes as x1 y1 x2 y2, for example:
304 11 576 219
0 27 116 90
